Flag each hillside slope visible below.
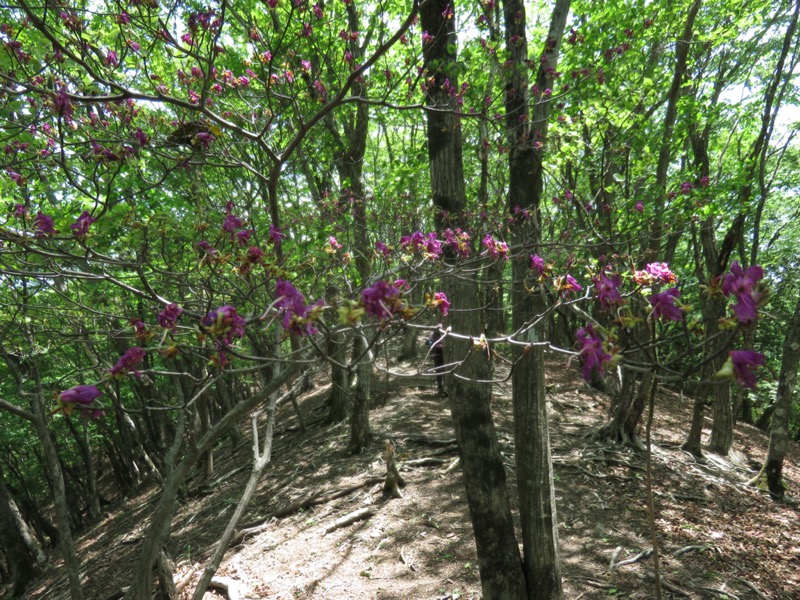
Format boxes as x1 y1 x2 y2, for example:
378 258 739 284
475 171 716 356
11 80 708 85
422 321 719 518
14 356 800 600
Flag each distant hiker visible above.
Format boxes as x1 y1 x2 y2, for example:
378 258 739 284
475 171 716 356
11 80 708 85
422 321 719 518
427 325 446 395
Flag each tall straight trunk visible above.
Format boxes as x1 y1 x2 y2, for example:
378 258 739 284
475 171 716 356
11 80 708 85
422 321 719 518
749 297 800 499
421 1 526 597
502 0 570 596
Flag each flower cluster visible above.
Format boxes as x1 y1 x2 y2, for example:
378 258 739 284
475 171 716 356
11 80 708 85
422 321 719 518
721 261 764 324
361 280 408 320
70 210 96 238
555 274 582 297
716 350 766 390
442 228 471 257
158 303 183 331
275 280 319 336
649 287 682 322
482 234 509 260
109 347 146 379
576 324 613 382
55 385 104 419
201 305 246 345
593 272 623 309
399 231 442 259
634 262 677 286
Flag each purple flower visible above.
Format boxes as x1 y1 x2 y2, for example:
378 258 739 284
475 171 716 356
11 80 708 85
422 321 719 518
58 385 103 418
236 228 254 245
13 204 27 219
556 274 583 297
33 211 57 237
722 261 764 324
109 347 146 379
361 280 403 320
327 236 342 252
158 303 183 331
106 49 119 67
729 350 766 390
133 128 149 146
634 201 644 213
60 385 102 405
375 240 390 257
222 213 245 237
269 224 285 245
194 131 214 149
482 234 509 260
130 318 151 340
649 287 682 322
196 240 217 256
202 305 246 345
70 211 96 238
593 273 623 309
442 228 471 257
276 280 317 335
576 324 612 382
432 292 450 317
244 246 264 264
645 262 677 285
53 91 73 119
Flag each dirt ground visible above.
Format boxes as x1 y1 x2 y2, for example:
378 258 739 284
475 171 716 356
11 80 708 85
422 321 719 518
13 352 800 600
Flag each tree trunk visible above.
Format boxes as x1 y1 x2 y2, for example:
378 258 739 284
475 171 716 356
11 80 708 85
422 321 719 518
29 386 84 600
502 0 570 595
749 297 800 499
349 329 373 454
0 462 41 597
422 1 526 596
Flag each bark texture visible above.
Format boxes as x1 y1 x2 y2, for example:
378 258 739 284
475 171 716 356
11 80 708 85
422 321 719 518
421 0 526 596
502 0 570 596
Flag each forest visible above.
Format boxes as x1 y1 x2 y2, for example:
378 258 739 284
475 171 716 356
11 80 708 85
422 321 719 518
1 0 799 598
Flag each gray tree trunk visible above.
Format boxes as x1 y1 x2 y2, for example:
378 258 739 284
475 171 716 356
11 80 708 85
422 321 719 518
422 1 526 596
502 0 570 596
749 297 800 498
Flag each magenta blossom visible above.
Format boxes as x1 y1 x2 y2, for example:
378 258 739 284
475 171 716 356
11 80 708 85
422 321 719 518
158 303 183 331
576 324 612 382
645 262 677 285
729 350 766 390
530 255 547 279
233 229 251 245
269 224 285 245
722 261 764 324
442 228 470 257
375 240 391 257
361 280 405 320
593 273 623 309
201 305 246 345
634 201 644 213
432 292 450 317
13 204 27 219
649 287 682 322
482 234 509 260
109 347 146 379
70 211 96 238
275 280 318 335
58 385 104 418
556 274 583 297
222 212 245 236
33 211 58 238
60 385 102 405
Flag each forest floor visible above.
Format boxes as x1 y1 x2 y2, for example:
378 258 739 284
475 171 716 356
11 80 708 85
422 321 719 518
14 351 800 600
